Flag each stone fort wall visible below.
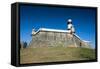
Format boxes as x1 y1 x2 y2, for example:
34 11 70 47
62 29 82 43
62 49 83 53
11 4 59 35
29 31 90 48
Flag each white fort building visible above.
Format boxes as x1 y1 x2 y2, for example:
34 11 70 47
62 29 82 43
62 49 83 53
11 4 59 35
29 19 91 48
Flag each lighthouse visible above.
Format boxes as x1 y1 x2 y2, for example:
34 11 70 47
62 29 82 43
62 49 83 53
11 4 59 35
67 19 75 34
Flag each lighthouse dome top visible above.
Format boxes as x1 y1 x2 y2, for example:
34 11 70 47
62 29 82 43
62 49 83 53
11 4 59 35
68 19 72 22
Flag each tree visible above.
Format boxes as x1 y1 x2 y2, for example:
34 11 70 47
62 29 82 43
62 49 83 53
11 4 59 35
23 42 27 48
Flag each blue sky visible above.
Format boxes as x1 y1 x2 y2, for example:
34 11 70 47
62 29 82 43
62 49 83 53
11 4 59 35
20 5 96 48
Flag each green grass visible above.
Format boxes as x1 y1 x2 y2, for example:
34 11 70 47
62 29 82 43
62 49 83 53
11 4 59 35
20 46 95 64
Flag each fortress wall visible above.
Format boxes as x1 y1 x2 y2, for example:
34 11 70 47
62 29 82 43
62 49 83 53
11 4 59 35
29 31 74 48
29 31 90 48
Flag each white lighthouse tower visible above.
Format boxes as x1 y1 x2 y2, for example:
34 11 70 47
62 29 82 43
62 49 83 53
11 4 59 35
67 19 75 34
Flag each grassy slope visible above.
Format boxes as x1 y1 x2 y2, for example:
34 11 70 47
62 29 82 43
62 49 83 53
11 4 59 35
20 47 95 64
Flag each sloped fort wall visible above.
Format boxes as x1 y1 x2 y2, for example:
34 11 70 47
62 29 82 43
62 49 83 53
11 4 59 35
29 31 90 48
